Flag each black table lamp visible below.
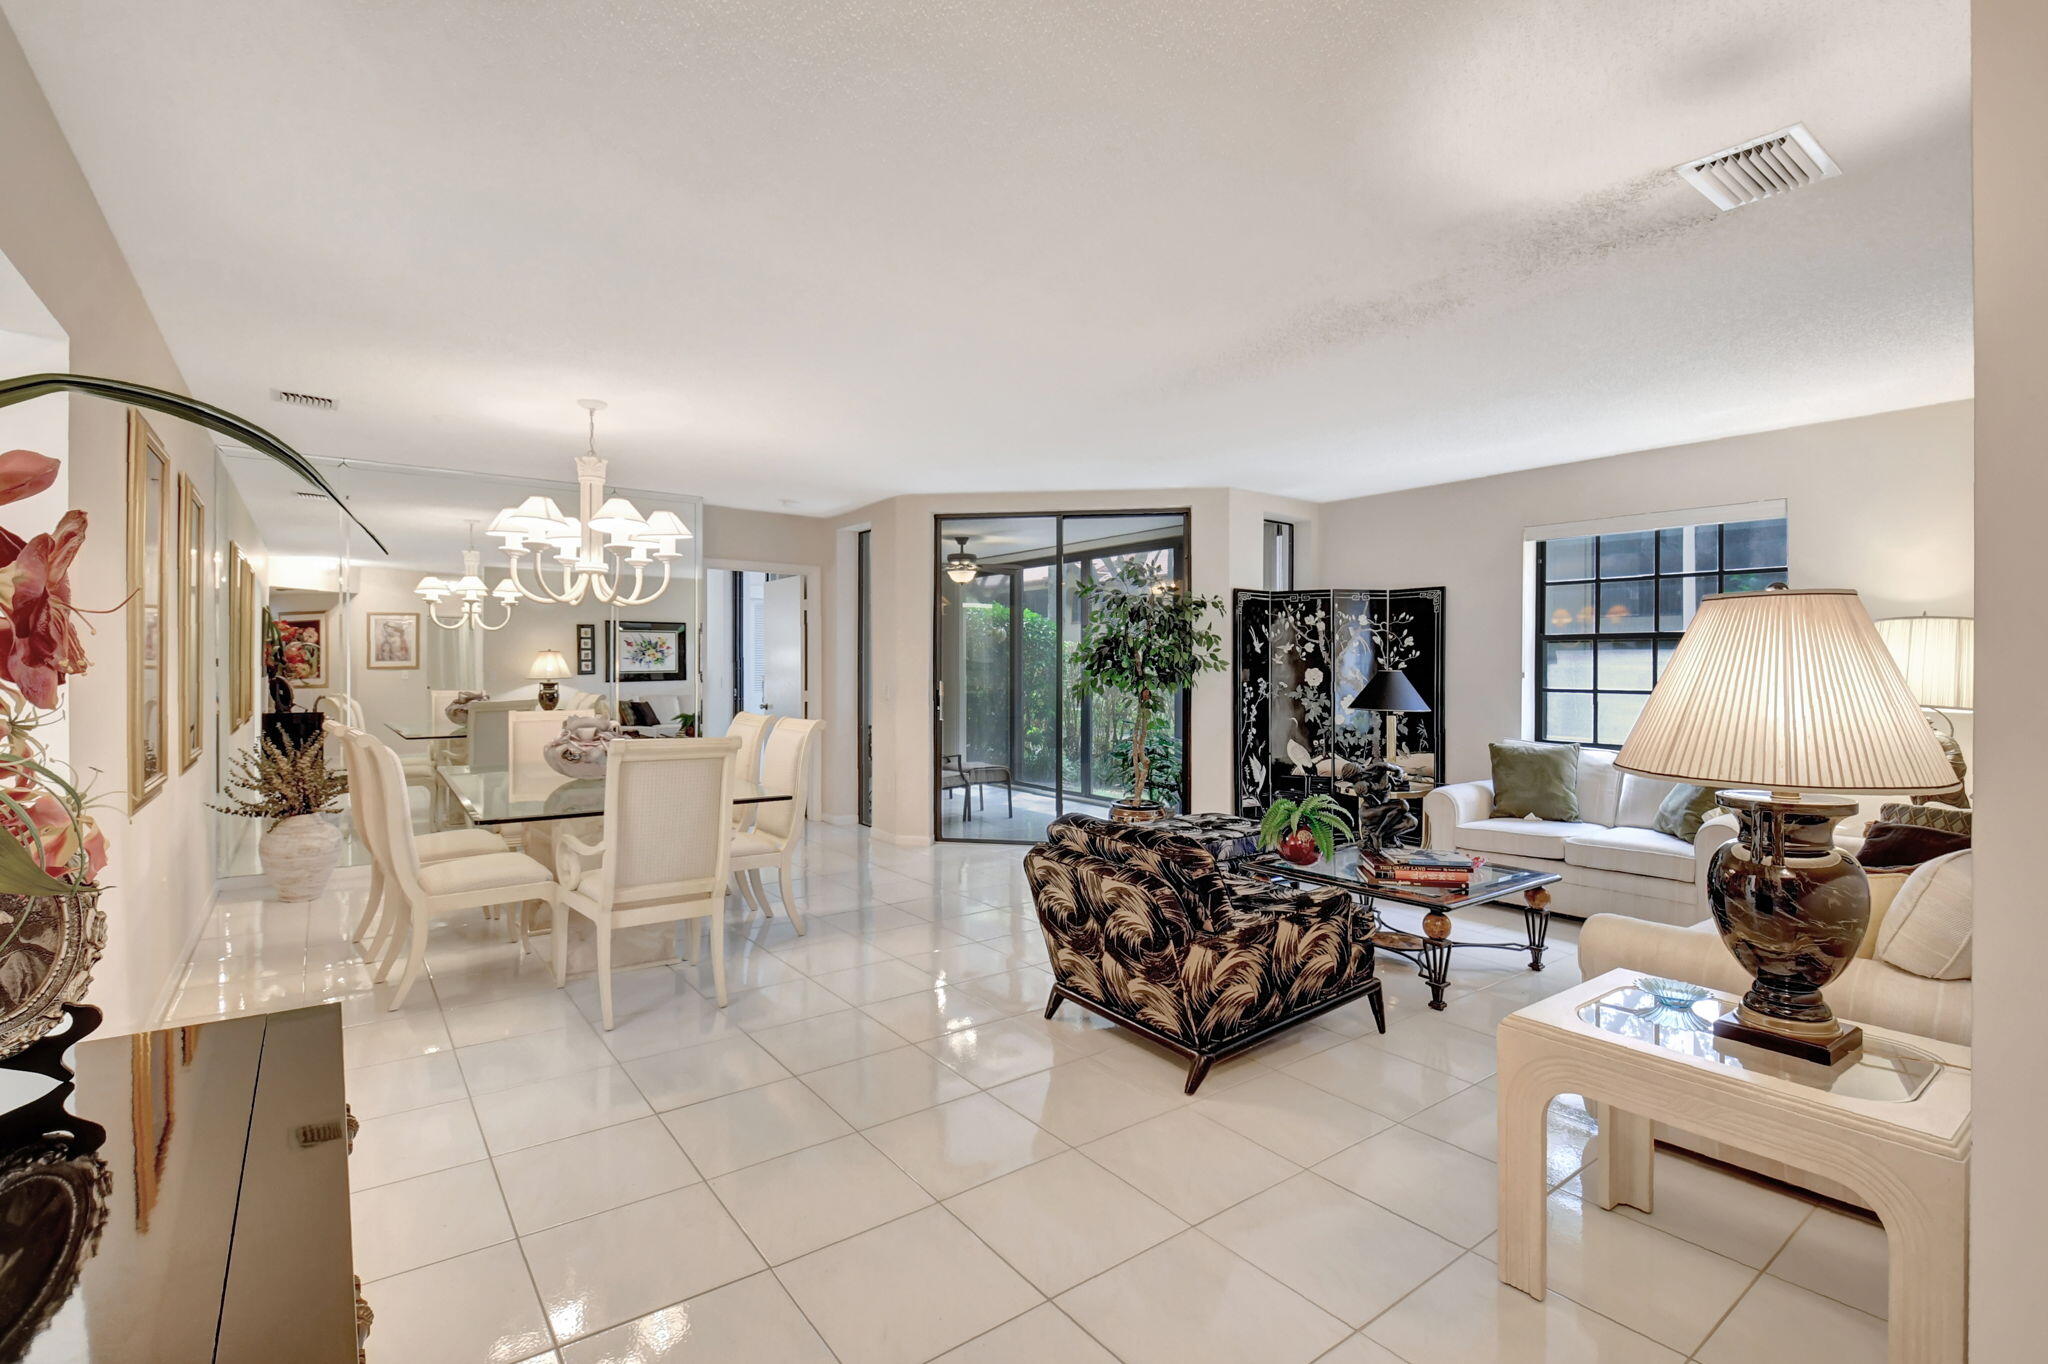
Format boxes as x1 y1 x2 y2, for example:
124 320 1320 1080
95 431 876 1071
1348 667 1430 764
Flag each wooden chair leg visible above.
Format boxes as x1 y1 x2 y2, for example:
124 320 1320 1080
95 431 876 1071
1044 988 1063 1020
352 865 384 944
389 910 430 1010
709 907 728 1007
595 919 615 1031
373 894 409 984
777 863 805 935
1183 1054 1215 1095
748 869 774 918
551 903 570 986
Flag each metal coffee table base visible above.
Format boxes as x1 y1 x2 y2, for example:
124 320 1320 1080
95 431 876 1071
1371 885 1553 1010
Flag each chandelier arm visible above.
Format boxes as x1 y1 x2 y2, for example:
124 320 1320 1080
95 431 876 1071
426 601 470 630
473 600 516 631
616 560 670 607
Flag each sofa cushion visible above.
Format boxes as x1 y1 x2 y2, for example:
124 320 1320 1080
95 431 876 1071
1453 817 1607 861
1616 772 1678 830
1652 783 1722 841
1574 748 1623 828
1874 849 1972 980
1563 826 1696 882
1489 741 1581 821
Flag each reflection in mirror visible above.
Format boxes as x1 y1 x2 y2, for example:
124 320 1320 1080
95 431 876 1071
207 448 702 881
126 413 169 812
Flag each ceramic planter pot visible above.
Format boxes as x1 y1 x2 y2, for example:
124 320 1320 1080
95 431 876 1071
1277 829 1322 865
1109 798 1165 825
0 889 106 1060
260 814 344 902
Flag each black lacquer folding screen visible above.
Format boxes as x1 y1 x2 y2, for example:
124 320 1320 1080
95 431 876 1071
1232 588 1446 817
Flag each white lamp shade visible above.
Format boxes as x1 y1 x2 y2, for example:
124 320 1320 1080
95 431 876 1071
499 495 570 535
413 575 449 601
641 509 692 540
1875 615 1974 711
491 579 522 601
528 649 573 680
589 496 650 539
1614 587 1958 795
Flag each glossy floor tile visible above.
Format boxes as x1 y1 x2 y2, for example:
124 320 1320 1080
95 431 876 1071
176 825 1882 1361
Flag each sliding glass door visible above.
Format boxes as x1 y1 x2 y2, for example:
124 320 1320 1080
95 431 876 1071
934 511 1190 843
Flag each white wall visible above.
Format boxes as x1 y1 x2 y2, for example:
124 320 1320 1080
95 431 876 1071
0 18 228 1031
1316 402 1975 786
1968 0 2041 1352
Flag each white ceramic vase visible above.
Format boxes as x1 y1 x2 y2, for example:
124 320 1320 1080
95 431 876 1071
260 814 344 901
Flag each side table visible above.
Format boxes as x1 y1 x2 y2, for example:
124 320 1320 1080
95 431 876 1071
1496 970 1970 1364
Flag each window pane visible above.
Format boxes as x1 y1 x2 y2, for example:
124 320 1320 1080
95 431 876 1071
1596 640 1654 691
1544 692 1593 743
1656 640 1678 676
1598 530 1656 577
1658 524 1721 573
1722 518 1787 571
1544 583 1595 635
1657 573 1718 631
1722 571 1783 594
1543 640 1593 689
1596 692 1648 745
1545 536 1595 581
1598 579 1653 632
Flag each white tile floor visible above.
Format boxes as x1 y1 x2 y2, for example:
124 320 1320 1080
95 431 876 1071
167 825 1893 1364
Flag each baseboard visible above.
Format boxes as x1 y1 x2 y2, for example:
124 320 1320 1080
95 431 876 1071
148 881 221 1027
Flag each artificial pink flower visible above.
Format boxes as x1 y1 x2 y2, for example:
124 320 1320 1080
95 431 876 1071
1 782 106 884
0 451 59 507
0 510 89 709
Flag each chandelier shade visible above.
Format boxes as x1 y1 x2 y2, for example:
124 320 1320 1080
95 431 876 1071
944 536 980 585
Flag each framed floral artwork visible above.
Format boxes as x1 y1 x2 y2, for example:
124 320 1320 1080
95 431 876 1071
366 611 420 669
610 620 686 682
272 612 329 690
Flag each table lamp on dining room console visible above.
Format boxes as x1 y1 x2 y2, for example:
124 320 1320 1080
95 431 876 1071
528 649 572 710
1614 585 1958 1065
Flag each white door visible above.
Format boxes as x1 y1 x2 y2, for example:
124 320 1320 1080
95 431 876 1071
761 574 806 716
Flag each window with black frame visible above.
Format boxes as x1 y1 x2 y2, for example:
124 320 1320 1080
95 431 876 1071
1535 516 1788 747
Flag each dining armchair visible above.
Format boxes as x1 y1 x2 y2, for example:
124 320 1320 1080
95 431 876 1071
726 711 770 783
329 723 511 954
731 717 823 935
359 738 559 1009
552 737 740 1025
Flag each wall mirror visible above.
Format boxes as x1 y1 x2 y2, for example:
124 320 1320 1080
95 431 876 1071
177 473 206 771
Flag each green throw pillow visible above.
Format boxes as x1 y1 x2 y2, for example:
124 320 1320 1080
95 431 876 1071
1490 741 1580 821
1652 783 1721 841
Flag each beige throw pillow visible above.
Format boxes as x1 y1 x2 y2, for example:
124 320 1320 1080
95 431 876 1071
1873 849 1972 981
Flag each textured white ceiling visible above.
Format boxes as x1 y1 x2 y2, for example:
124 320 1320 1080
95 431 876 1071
6 1 1970 513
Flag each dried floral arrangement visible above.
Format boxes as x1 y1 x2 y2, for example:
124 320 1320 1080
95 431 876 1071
210 735 348 827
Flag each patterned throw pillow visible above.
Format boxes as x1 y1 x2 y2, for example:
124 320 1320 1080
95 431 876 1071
1873 849 1972 980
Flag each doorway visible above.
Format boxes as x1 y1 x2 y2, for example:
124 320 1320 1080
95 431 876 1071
933 511 1192 843
857 529 873 828
703 565 809 734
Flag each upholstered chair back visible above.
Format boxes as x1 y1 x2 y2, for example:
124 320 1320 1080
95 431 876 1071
751 717 822 842
601 737 737 904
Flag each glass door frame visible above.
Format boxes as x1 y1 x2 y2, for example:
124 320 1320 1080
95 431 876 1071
931 507 1194 844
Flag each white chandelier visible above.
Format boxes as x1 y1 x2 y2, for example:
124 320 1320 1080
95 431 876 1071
415 543 520 630
485 399 690 607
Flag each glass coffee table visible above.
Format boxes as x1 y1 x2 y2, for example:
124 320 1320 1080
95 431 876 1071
1248 846 1561 1010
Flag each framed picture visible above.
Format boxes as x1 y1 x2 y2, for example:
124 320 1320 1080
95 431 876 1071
228 544 254 729
366 611 421 669
228 544 256 731
272 612 329 690
575 622 597 676
610 620 687 682
177 474 206 772
127 411 170 812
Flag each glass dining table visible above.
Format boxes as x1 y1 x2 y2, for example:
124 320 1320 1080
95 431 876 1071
435 763 790 827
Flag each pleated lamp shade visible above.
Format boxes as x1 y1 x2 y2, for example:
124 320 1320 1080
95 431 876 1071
1614 587 1957 795
1874 615 1974 711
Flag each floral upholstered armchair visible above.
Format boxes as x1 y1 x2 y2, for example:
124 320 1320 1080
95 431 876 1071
1024 814 1384 1092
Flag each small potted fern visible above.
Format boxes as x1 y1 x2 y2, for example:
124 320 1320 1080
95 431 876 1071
212 735 349 900
1260 793 1353 866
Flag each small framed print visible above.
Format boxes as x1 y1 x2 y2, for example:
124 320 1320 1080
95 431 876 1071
575 623 597 676
366 611 421 669
610 620 686 682
272 612 329 690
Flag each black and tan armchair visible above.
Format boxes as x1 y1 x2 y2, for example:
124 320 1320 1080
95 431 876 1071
1024 814 1384 1093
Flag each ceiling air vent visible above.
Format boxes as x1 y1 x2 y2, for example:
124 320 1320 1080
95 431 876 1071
1676 123 1840 211
271 388 337 410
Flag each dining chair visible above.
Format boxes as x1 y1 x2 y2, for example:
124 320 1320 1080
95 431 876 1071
726 710 770 784
730 717 823 935
315 693 366 727
552 737 740 1026
360 738 558 1009
328 722 511 953
466 698 536 768
427 688 475 767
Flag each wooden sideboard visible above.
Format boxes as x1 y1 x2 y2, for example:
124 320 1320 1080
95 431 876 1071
0 1003 360 1363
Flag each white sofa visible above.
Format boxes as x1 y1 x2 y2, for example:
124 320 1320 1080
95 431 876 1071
1422 748 1730 925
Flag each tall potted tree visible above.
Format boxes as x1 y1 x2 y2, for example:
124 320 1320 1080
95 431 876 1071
1070 559 1227 823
